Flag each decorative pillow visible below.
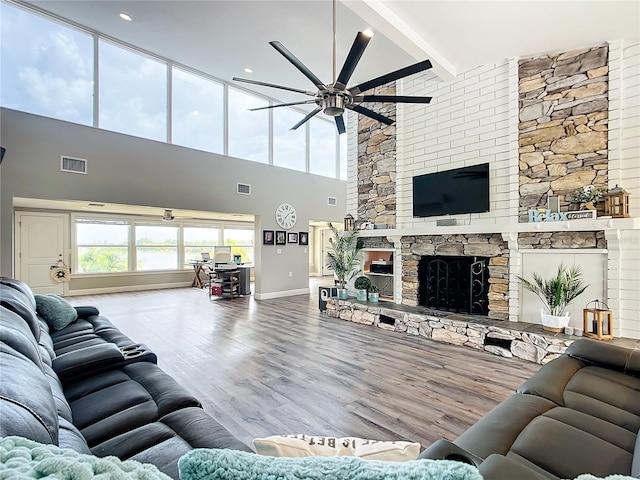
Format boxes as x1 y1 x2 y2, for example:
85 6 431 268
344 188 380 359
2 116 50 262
0 436 171 479
253 434 420 461
178 448 483 480
34 294 78 331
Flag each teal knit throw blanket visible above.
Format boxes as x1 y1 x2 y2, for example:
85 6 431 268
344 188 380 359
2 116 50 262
179 448 484 480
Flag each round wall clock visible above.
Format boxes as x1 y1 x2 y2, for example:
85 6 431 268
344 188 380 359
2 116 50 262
275 203 297 230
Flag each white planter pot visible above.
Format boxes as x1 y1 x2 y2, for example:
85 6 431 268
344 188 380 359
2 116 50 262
540 309 570 332
368 292 379 302
356 289 368 301
337 288 348 300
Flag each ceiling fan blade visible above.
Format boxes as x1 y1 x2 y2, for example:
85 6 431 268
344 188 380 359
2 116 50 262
270 41 328 92
335 115 346 134
335 31 372 90
354 95 432 104
233 77 317 96
347 105 394 125
249 100 318 111
349 59 433 95
291 107 322 130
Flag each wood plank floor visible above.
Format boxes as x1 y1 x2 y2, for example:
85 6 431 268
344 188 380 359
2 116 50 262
69 278 541 450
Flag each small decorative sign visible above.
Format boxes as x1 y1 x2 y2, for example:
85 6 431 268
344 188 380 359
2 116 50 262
528 209 596 223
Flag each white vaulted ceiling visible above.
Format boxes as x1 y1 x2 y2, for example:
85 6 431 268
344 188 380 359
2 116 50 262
23 0 640 104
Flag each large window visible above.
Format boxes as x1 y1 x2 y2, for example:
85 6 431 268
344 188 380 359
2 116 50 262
184 226 219 263
0 2 93 125
309 116 337 177
223 227 254 264
273 107 306 171
99 40 167 142
135 224 178 270
1 2 343 177
76 219 129 273
227 87 269 163
172 68 224 153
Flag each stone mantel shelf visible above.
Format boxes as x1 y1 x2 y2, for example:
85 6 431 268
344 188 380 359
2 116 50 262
357 217 639 239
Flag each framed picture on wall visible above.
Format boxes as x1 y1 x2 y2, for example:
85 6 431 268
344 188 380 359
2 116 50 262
275 231 286 245
299 232 308 246
263 230 275 245
287 232 299 244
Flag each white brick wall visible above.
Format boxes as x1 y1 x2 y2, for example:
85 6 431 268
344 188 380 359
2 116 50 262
608 39 640 339
397 60 519 229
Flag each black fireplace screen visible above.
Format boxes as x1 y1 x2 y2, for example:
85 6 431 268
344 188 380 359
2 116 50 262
418 256 489 315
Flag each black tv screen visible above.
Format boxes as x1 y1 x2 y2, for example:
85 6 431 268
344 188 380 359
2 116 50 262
413 163 490 217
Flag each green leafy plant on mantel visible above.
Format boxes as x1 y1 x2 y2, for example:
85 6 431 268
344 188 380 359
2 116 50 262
517 263 589 316
325 223 363 291
572 185 603 204
354 276 372 291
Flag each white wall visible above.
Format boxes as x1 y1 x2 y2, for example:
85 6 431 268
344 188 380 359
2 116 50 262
397 61 519 230
0 108 347 297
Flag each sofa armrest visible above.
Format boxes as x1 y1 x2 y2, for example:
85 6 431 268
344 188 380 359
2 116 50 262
478 454 551 480
419 439 482 467
74 306 100 319
52 342 124 381
566 338 640 376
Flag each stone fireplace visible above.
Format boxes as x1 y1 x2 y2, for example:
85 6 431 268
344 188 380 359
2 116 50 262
401 234 509 320
418 255 490 315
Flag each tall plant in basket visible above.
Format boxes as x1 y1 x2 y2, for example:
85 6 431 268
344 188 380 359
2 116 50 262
325 223 363 299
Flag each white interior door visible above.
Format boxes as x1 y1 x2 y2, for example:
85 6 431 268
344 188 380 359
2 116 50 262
321 228 333 276
16 212 67 295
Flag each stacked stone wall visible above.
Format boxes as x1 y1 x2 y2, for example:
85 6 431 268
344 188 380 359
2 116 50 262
518 231 606 249
325 299 572 365
519 46 609 221
357 84 397 227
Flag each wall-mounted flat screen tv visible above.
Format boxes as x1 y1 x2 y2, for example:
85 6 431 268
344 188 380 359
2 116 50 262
413 163 490 218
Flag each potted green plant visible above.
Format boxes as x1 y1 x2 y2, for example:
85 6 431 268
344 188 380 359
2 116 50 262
368 284 380 302
354 276 372 301
572 185 603 211
325 223 363 300
517 263 589 332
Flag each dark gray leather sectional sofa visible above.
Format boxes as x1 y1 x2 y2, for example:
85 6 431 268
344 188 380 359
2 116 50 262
421 337 640 479
0 277 250 478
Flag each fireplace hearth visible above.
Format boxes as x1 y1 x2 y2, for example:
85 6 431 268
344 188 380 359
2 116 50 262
418 256 489 315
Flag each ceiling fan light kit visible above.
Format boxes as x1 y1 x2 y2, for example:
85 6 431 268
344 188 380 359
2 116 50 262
233 2 432 134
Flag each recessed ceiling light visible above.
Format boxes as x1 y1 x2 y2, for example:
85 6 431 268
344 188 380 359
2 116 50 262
119 12 133 21
192 110 200 116
244 67 253 74
363 29 374 38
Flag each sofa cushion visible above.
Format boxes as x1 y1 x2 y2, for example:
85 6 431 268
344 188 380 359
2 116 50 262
0 284 41 342
509 414 633 478
632 428 640 477
0 343 59 444
35 294 78 331
455 393 556 459
0 277 37 310
91 408 251 479
178 449 483 480
0 306 43 368
63 363 201 448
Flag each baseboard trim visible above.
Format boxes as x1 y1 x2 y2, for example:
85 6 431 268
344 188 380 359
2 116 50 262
255 288 310 300
65 281 191 296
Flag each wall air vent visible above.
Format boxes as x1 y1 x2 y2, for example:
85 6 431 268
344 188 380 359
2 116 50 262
328 197 337 206
60 156 87 174
237 183 251 195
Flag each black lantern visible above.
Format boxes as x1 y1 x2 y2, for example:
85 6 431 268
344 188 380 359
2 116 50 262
344 213 355 231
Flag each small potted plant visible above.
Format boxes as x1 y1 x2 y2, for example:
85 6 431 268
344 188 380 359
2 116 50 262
572 185 603 211
325 223 363 299
517 263 589 332
354 276 372 301
368 285 380 302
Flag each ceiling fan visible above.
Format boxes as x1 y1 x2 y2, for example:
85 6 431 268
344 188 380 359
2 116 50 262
232 0 433 134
